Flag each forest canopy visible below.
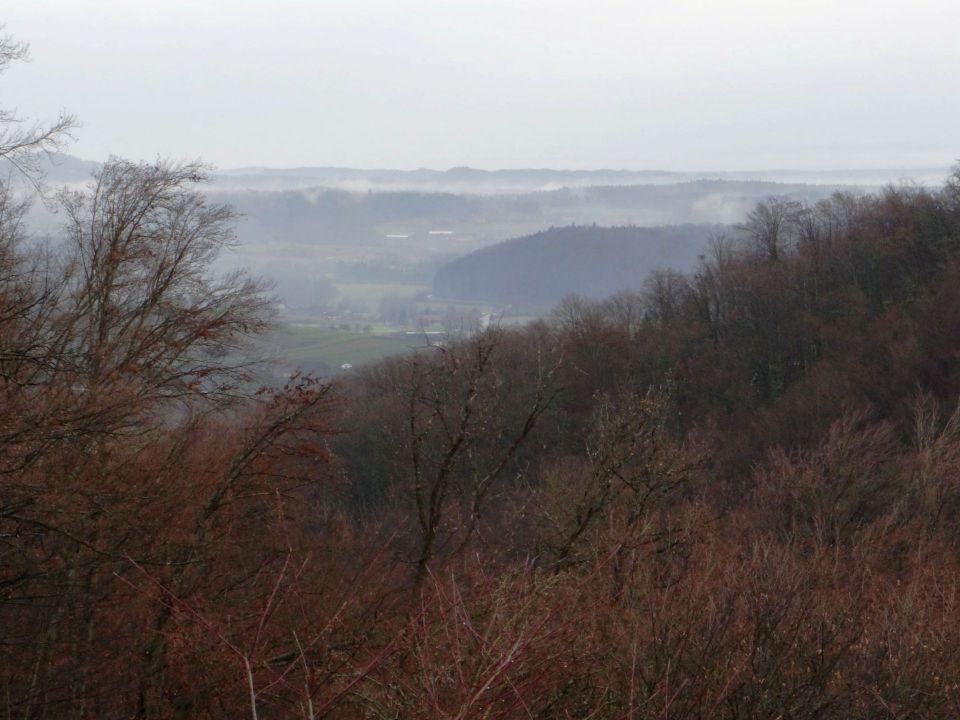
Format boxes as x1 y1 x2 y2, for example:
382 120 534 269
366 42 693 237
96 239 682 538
432 223 718 306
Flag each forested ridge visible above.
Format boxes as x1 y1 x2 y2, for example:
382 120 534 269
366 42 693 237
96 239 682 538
432 223 718 305
7 26 960 720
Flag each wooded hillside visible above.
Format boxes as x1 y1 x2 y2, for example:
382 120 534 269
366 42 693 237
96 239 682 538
432 223 718 305
5 156 960 717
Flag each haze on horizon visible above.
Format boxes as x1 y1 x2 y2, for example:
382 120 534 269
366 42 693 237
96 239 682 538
3 0 958 173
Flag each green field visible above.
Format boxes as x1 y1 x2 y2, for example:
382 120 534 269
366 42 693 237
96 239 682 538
269 325 434 373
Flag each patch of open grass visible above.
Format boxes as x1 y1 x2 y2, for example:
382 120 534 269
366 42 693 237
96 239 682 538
269 326 431 371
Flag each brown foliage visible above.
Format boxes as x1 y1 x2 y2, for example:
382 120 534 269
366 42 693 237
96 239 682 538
6 114 960 718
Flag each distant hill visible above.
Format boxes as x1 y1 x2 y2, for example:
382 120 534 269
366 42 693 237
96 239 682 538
432 224 719 307
212 165 684 193
12 155 951 194
0 152 99 186
212 164 953 193
217 180 842 251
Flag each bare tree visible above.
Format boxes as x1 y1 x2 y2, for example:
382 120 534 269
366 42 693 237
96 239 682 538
641 269 690 324
738 197 803 263
601 290 646 338
0 158 273 481
402 328 561 584
57 158 273 413
533 386 698 576
692 233 740 342
0 26 76 183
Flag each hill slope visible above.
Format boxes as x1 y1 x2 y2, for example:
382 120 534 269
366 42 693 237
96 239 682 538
432 224 718 306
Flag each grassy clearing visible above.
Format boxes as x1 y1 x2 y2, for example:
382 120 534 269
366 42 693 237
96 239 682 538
270 326 431 372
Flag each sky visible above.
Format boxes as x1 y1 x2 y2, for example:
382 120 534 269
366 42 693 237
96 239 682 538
2 0 958 172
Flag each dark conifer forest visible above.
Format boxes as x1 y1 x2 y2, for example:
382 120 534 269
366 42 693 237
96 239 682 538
4 20 960 720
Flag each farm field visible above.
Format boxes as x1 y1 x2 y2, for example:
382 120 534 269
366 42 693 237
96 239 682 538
267 325 436 375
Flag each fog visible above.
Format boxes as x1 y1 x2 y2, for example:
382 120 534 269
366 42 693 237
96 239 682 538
12 150 953 372
4 0 959 374
3 0 958 172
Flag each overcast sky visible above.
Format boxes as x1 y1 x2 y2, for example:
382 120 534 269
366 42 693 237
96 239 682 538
2 0 958 171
